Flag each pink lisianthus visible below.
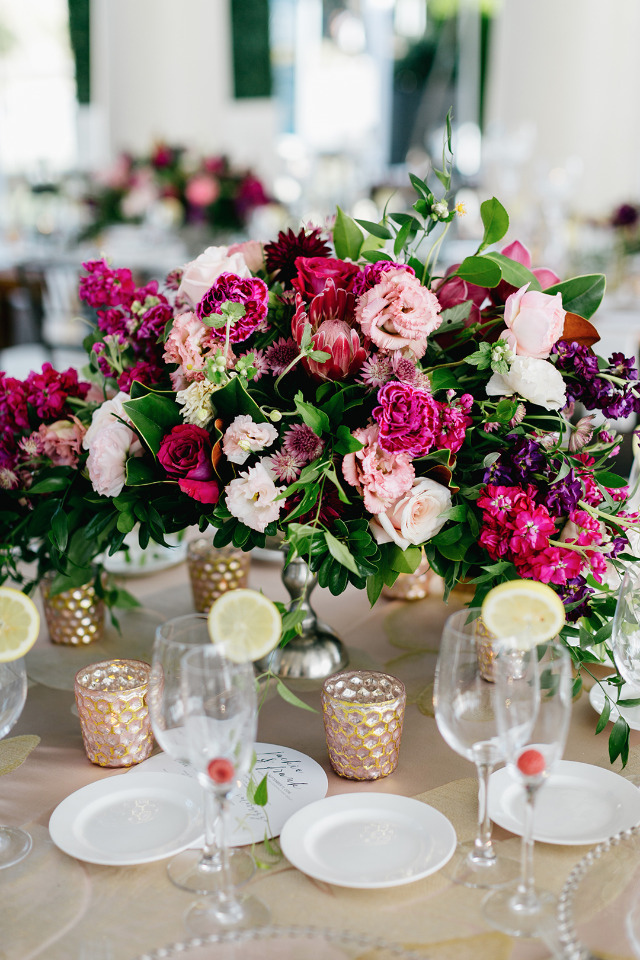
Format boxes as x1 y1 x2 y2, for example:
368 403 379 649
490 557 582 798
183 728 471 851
197 273 269 344
222 414 278 465
342 423 415 514
373 381 438 457
225 461 285 532
499 283 565 360
185 174 219 208
177 246 252 305
369 477 452 550
37 417 86 467
292 281 367 381
291 257 359 300
163 311 210 376
355 269 442 359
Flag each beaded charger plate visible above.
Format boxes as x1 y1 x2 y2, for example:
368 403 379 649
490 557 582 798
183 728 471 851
557 823 640 959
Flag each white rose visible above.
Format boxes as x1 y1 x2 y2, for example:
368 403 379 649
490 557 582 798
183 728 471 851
83 391 135 449
485 356 566 411
369 477 452 550
85 421 135 497
178 246 251 305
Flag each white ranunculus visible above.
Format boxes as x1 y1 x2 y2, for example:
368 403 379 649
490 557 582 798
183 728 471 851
178 246 251 305
369 477 452 550
485 356 566 411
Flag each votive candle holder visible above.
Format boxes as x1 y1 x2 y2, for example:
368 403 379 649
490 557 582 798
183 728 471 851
41 574 104 646
187 539 250 613
321 670 406 780
74 659 153 767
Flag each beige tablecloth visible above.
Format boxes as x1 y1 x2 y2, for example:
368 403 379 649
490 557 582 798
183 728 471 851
0 556 636 960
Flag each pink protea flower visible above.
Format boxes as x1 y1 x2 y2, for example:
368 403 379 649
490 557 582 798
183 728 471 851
282 424 324 463
292 280 367 381
355 269 442 360
197 273 269 344
342 423 415 514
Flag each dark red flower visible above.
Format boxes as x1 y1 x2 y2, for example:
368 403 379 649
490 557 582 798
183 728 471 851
291 257 359 300
264 227 331 287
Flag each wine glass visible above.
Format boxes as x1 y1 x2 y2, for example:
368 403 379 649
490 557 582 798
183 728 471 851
433 608 519 888
148 614 255 893
483 640 572 938
180 643 269 936
611 564 640 689
0 658 32 868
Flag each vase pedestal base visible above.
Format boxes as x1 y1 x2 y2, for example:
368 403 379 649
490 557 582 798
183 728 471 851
256 627 348 680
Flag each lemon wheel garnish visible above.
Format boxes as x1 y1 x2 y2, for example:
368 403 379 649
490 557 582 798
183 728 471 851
481 580 565 648
0 587 40 662
207 588 282 663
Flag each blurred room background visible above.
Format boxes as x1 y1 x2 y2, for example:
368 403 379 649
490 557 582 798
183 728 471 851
1 0 638 434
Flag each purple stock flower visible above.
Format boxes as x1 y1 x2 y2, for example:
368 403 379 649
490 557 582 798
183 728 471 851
546 468 582 517
556 576 594 621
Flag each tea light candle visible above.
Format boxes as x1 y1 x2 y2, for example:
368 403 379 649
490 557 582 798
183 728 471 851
74 659 153 767
187 539 251 613
321 670 406 780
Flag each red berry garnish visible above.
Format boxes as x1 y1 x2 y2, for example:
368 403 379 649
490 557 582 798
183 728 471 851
517 749 546 777
207 757 235 784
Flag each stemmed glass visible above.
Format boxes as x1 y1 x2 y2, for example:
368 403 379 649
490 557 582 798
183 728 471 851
611 564 640 691
0 658 32 868
148 614 255 893
483 640 572 938
180 643 269 936
434 608 519 888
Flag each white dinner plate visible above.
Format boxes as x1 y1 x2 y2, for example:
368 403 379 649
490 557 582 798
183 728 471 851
279 793 457 889
489 760 640 845
589 681 640 731
49 772 203 865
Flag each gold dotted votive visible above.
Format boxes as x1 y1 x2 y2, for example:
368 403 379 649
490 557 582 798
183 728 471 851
381 553 433 600
321 670 406 781
475 616 497 682
41 575 105 646
187 539 250 613
74 659 153 767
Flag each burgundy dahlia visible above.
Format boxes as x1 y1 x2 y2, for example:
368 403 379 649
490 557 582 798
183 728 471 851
264 227 331 287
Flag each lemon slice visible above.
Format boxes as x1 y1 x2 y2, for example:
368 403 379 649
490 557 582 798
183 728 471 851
207 588 282 663
0 587 40 662
481 580 565 648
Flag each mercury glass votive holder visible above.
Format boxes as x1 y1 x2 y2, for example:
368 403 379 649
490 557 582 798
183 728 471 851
321 670 406 780
74 659 153 767
475 617 498 682
41 574 105 646
381 552 433 600
187 539 250 613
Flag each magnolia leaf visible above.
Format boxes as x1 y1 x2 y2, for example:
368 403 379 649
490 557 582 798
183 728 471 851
483 251 542 291
478 197 509 251
122 393 182 456
560 312 601 347
210 376 266 423
456 255 502 288
125 457 160 486
333 206 363 261
49 507 68 553
546 275 606 319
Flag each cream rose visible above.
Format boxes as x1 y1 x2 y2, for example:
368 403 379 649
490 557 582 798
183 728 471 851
486 357 567 411
501 283 565 359
83 391 142 497
369 477 452 550
178 246 251 305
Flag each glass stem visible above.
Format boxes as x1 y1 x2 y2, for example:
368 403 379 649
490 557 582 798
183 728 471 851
198 785 222 871
212 791 243 914
517 782 540 909
472 760 496 863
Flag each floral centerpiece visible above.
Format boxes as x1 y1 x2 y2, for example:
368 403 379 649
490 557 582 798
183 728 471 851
81 142 270 239
2 126 639 763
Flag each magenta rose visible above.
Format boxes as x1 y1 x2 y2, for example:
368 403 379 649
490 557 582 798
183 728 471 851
291 257 359 300
158 424 219 503
373 381 439 457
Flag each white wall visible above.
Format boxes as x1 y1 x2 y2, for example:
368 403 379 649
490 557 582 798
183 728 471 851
485 0 640 218
89 0 279 182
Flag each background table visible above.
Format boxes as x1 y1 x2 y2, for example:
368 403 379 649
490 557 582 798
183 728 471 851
1 555 636 960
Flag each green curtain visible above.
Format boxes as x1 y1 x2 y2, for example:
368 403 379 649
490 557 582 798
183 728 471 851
230 0 272 99
68 0 90 104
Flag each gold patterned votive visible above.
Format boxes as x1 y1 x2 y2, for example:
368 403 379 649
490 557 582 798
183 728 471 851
321 670 406 780
41 574 105 646
74 659 153 767
381 553 433 600
476 616 497 682
187 539 250 613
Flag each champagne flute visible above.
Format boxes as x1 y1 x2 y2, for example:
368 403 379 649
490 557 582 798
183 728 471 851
483 640 572 938
148 614 255 893
434 608 519 888
0 658 32 868
180 643 269 936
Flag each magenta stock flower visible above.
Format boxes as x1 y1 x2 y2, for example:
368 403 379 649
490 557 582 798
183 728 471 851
292 280 367 381
79 259 135 309
197 273 269 344
24 364 90 422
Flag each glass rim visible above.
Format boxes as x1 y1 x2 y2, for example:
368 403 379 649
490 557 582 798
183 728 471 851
74 658 150 693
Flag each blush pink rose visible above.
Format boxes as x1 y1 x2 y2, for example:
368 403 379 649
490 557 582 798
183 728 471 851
342 423 415 514
225 461 285 532
355 270 442 359
222 414 278 465
38 416 86 467
369 477 452 550
501 283 565 359
178 246 252 304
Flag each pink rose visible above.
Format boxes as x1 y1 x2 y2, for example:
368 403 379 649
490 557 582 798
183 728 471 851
38 417 86 467
369 477 452 550
291 257 359 300
85 421 139 497
355 270 442 359
184 174 219 208
222 414 278 465
342 423 414 514
501 283 565 359
178 246 251 304
228 240 265 274
225 461 284 532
